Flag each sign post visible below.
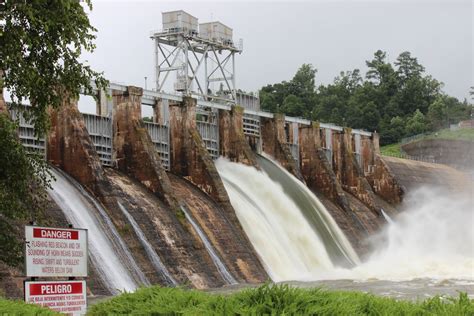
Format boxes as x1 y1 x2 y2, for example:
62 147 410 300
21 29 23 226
24 225 88 315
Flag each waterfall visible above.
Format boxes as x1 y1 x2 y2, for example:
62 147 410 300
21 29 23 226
48 168 147 294
216 158 345 282
381 209 394 224
181 206 238 285
257 154 360 267
117 202 177 286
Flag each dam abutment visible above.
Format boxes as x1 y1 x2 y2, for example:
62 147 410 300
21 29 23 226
218 105 259 167
111 86 179 209
261 114 303 180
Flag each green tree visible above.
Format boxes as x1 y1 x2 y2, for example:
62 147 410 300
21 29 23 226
395 51 425 84
0 115 50 265
379 116 405 144
1 0 107 135
280 94 304 117
405 109 427 135
427 96 448 130
360 102 380 132
0 0 106 264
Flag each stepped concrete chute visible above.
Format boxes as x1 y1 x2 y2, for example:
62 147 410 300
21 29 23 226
261 114 303 180
112 86 178 209
218 105 259 167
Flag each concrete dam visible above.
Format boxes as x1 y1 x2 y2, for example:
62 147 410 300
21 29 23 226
2 84 470 297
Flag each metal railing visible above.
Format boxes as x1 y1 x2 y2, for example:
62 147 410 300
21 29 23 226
243 114 261 137
382 152 437 163
82 114 113 166
196 109 219 160
287 143 300 166
400 132 430 145
144 122 170 170
8 105 47 157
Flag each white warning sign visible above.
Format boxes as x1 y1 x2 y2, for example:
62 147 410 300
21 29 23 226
25 226 88 277
25 280 87 315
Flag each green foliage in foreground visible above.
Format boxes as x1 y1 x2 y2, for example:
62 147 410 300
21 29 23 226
0 298 59 315
0 114 52 266
88 284 474 315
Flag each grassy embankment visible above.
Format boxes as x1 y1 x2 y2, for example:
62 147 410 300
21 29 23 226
380 128 474 156
84 284 474 315
2 284 473 315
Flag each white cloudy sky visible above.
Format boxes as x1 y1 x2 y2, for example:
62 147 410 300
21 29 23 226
79 0 472 112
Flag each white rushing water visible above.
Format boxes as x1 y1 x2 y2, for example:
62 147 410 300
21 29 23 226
216 158 474 283
118 202 177 286
333 187 474 281
181 206 238 285
215 158 338 282
257 153 359 267
48 168 144 294
381 209 394 225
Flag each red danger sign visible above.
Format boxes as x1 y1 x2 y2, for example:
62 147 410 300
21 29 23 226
25 226 88 277
25 280 87 315
33 228 79 240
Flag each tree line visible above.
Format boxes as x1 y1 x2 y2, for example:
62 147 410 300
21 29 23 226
259 51 472 144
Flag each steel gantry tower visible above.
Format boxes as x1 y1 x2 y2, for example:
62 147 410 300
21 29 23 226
151 10 242 104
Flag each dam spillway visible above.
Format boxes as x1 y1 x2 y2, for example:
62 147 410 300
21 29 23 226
4 83 472 299
215 157 359 282
48 168 141 294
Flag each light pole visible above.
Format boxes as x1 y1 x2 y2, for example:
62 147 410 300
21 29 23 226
144 76 147 90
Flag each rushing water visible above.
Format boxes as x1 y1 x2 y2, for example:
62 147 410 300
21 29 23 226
48 168 147 294
118 202 177 286
381 209 394 224
181 206 238 285
215 157 474 297
257 154 359 267
216 158 342 281
330 187 474 281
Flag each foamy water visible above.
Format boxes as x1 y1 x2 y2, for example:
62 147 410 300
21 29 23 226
216 158 474 284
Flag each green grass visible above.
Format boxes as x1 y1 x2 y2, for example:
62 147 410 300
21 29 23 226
423 128 474 141
0 298 59 315
381 128 474 157
380 143 402 156
88 284 474 315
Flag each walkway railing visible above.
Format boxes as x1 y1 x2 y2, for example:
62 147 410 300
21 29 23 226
382 152 437 164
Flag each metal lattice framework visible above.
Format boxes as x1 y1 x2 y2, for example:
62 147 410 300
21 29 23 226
151 30 242 103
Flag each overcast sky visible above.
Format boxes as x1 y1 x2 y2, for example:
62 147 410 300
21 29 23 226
79 0 472 112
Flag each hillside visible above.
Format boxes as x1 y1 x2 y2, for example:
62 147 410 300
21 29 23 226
381 128 474 157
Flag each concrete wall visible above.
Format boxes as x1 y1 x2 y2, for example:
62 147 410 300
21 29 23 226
218 105 258 167
381 156 471 194
112 86 178 209
261 114 302 180
401 138 474 170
